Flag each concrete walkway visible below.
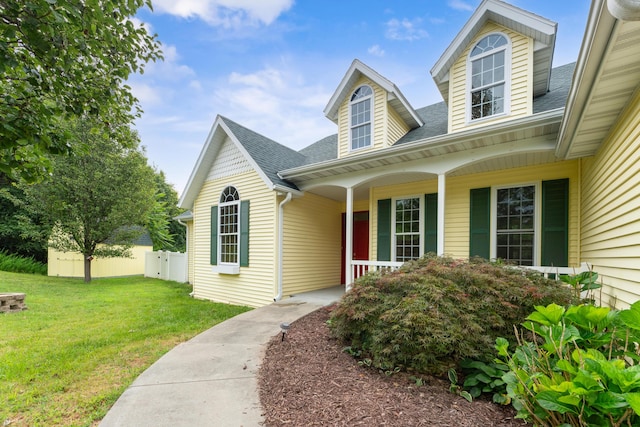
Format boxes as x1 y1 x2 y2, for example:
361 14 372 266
99 286 343 427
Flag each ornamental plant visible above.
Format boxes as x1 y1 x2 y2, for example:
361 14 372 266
329 255 575 376
496 302 640 426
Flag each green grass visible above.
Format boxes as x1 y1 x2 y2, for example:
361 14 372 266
0 272 252 427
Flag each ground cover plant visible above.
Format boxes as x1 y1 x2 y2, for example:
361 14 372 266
329 255 576 376
0 250 47 275
0 272 251 426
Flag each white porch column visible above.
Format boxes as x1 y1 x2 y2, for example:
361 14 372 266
437 174 446 256
345 186 354 290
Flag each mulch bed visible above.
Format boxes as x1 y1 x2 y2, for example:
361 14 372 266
259 306 527 426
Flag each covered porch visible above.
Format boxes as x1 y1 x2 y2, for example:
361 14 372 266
280 111 582 289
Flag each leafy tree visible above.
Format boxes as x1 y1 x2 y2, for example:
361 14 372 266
0 173 50 262
0 0 162 182
22 118 156 282
148 170 186 252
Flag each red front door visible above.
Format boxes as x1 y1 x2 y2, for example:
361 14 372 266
341 211 370 284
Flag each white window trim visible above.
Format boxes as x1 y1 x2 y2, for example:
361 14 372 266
349 85 374 152
212 187 241 275
466 32 512 125
489 182 541 265
391 195 424 262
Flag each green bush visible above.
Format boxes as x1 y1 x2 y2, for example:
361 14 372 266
329 255 576 376
497 302 640 426
0 249 47 275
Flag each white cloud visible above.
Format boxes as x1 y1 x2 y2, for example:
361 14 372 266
385 18 429 41
130 82 163 107
144 44 196 81
152 0 294 28
368 44 385 57
213 65 336 149
448 0 475 12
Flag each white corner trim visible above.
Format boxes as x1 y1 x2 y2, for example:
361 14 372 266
607 0 640 21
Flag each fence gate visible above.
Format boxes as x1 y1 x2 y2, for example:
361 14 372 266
145 251 188 283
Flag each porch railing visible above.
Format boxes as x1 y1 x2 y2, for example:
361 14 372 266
350 260 404 284
349 260 591 288
522 262 590 279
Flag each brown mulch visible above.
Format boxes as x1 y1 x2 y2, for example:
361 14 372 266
258 306 527 427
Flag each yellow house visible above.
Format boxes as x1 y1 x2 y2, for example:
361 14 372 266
179 0 640 308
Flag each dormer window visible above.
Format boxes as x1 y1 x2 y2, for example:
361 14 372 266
468 33 510 121
350 85 373 150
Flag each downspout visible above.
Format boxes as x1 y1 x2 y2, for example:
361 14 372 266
176 218 192 295
274 192 293 301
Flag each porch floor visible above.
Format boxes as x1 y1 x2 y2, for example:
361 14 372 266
281 285 345 306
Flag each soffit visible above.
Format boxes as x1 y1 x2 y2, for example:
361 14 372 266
560 18 640 159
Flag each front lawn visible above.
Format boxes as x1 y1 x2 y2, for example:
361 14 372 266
0 272 251 427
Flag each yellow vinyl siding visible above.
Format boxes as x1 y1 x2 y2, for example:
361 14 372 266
281 193 342 296
192 170 277 308
449 22 533 133
337 77 410 158
370 178 439 260
387 106 411 146
48 245 151 278
580 91 640 309
444 161 580 264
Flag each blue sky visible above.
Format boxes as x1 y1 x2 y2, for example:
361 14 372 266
130 0 591 195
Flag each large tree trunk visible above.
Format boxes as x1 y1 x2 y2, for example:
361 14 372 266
84 255 93 283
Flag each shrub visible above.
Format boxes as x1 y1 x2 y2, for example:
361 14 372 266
497 302 640 426
0 249 47 275
329 255 576 376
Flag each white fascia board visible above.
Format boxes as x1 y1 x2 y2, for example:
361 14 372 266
324 59 422 127
431 0 556 86
556 0 617 159
178 115 225 209
216 119 281 193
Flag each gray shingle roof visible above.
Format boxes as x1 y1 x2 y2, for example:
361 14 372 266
225 63 577 178
533 62 575 113
221 117 305 190
298 134 338 164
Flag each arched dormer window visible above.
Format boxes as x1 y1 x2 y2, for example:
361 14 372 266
468 33 510 121
350 85 373 150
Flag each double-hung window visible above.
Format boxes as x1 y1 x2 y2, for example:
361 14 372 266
393 197 422 262
350 85 373 150
495 185 536 266
469 33 509 121
470 179 570 267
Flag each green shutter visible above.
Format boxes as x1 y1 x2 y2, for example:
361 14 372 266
424 193 438 254
210 206 218 265
469 188 490 260
377 199 391 261
541 179 569 267
240 200 250 267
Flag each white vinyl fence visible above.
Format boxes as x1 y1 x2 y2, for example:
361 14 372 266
145 251 188 283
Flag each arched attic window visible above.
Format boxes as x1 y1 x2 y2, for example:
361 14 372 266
350 85 373 150
468 33 510 121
